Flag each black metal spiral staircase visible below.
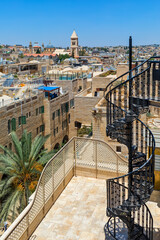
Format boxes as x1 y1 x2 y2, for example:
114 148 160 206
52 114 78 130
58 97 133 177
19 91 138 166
104 38 160 240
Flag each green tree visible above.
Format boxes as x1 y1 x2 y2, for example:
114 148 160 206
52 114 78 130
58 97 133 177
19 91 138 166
0 130 54 223
19 53 24 58
58 54 70 62
36 49 41 54
79 49 86 56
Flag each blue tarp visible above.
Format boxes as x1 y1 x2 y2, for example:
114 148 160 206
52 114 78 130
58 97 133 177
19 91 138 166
38 86 59 91
3 78 15 87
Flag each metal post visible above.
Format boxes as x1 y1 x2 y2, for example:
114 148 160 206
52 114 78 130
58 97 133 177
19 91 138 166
52 160 55 202
129 36 132 109
74 138 77 177
95 141 98 178
128 36 133 239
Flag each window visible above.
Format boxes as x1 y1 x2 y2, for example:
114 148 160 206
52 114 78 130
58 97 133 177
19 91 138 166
9 143 12 150
36 127 39 135
22 116 26 124
52 112 55 120
29 112 31 117
68 114 70 123
36 108 38 115
56 127 58 134
58 109 60 121
18 116 21 126
39 106 44 114
53 128 56 136
11 118 16 131
70 99 74 108
40 124 45 132
65 102 69 113
26 113 28 118
116 146 121 153
4 145 7 155
41 106 44 113
8 120 11 134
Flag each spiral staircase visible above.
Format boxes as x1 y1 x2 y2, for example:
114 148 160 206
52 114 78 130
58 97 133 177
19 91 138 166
104 49 160 239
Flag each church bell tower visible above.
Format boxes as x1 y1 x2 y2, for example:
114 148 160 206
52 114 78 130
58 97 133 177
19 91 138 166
71 30 79 57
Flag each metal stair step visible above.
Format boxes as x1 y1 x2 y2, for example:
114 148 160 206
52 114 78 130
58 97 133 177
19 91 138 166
132 152 146 161
130 224 143 240
132 160 146 168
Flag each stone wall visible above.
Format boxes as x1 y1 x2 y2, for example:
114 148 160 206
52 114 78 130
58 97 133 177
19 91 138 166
92 105 128 159
43 93 70 151
117 63 128 80
0 94 44 151
92 75 116 98
74 90 101 125
0 92 73 152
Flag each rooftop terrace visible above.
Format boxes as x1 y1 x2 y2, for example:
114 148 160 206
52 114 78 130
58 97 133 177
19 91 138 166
1 138 160 240
31 176 160 240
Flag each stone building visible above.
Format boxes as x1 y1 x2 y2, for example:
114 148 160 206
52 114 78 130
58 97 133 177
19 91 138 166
44 41 55 53
29 41 33 54
0 87 75 153
70 30 79 58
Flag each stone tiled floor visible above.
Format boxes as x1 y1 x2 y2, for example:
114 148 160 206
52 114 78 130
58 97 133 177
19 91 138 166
31 177 160 240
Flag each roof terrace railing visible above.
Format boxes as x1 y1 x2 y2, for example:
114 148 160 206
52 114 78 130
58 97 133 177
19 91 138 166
1 137 127 240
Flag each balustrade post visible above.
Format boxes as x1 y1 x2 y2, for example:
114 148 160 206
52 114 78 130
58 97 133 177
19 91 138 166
116 156 118 175
63 148 65 187
52 160 55 202
74 138 77 177
26 213 29 238
42 175 45 215
94 141 98 178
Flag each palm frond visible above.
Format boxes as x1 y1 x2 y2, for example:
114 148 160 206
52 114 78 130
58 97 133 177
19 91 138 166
10 132 23 162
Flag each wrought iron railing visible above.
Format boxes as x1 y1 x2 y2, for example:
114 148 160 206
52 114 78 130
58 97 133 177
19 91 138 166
1 137 127 240
104 56 160 239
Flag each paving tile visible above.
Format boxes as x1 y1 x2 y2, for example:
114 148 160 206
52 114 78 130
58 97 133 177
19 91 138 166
31 176 160 240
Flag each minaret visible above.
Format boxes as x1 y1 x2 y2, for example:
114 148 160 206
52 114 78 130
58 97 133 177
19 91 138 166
71 30 79 57
29 41 33 54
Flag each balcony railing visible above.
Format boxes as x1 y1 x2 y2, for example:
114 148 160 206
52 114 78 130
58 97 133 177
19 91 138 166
1 137 127 240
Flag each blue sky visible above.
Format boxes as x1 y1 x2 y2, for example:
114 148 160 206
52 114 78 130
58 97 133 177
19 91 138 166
0 0 160 47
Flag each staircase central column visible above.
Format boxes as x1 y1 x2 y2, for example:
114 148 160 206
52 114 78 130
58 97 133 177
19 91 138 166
128 36 133 239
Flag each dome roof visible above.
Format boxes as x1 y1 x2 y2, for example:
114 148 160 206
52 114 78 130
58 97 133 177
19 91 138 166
46 44 54 48
71 30 78 39
46 41 54 48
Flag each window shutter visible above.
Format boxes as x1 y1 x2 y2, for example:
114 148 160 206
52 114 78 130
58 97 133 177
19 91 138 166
18 116 21 126
65 102 69 113
8 120 11 134
11 118 16 131
41 106 44 113
22 116 26 124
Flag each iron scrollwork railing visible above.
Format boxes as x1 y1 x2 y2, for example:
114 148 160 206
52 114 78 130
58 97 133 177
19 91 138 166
104 56 160 239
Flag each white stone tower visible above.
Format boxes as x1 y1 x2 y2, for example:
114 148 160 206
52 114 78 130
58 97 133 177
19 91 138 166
29 41 33 54
71 30 79 57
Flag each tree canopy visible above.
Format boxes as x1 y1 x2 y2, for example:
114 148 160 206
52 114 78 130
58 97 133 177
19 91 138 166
0 130 54 223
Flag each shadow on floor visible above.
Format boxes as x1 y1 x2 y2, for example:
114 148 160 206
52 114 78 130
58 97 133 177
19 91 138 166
153 228 160 240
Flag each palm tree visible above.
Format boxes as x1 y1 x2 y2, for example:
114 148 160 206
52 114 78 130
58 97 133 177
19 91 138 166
0 130 54 223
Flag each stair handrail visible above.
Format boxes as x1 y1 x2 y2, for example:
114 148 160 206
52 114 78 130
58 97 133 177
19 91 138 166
104 56 153 95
